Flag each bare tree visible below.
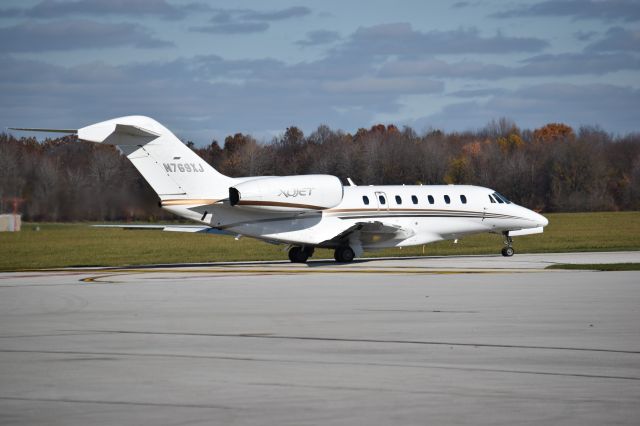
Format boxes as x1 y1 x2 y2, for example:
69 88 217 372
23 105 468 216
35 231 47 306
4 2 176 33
2 120 639 221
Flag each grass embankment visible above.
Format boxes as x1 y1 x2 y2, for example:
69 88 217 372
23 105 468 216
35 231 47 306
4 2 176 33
546 263 640 271
0 211 639 270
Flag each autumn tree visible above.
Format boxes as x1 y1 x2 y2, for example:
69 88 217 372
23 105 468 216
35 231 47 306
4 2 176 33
533 123 575 144
2 119 639 221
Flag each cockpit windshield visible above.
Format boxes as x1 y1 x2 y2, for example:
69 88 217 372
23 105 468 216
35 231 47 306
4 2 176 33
492 192 511 204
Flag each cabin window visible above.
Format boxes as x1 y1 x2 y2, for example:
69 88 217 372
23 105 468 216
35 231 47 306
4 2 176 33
362 195 370 205
460 195 467 204
428 195 434 204
379 195 386 205
444 195 451 204
411 195 418 204
395 195 402 204
489 195 496 203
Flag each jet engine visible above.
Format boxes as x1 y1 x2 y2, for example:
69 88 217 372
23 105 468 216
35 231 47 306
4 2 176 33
229 175 343 212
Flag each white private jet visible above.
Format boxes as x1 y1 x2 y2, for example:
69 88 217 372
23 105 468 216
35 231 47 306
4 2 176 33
11 116 548 263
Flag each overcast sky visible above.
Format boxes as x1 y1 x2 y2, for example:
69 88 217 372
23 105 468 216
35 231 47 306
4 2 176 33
1 0 639 144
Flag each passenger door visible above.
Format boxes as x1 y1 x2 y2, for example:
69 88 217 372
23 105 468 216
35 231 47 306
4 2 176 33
375 191 389 212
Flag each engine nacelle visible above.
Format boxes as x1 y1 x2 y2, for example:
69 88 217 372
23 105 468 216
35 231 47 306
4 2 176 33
229 175 343 212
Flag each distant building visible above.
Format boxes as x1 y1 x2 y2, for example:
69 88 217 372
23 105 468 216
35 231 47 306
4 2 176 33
0 214 21 232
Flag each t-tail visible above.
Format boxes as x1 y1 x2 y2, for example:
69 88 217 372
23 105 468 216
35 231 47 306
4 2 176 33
11 116 235 204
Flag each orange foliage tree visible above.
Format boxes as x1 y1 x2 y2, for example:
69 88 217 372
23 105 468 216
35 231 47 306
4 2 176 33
533 123 575 143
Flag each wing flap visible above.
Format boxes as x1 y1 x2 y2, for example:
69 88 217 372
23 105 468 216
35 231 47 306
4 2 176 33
319 220 415 248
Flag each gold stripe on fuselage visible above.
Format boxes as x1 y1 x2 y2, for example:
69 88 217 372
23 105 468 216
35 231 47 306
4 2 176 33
161 199 220 206
237 200 325 210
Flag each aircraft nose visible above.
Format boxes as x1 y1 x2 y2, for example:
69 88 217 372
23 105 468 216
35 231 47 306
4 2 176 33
521 206 548 227
535 212 549 227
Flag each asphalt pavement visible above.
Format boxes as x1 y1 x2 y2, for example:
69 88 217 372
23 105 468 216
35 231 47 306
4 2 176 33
1 252 639 425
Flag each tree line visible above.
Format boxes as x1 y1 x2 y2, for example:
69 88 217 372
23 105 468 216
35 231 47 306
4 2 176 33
1 119 639 221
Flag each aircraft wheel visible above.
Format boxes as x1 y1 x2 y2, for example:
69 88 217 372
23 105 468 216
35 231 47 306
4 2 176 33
303 246 315 258
334 246 355 263
288 246 309 263
501 246 515 257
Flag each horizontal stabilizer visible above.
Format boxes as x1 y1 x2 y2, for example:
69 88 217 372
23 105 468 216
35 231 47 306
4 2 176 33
8 127 77 134
8 123 159 143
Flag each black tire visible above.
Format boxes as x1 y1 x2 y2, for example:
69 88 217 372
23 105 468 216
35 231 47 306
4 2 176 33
334 246 355 263
501 246 515 257
303 246 315 258
288 246 309 263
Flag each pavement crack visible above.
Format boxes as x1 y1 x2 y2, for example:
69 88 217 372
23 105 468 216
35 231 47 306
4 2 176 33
0 396 231 410
1 348 638 381
83 329 640 355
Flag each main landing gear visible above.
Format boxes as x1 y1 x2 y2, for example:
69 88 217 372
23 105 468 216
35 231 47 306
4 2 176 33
288 246 314 263
334 246 355 263
501 232 515 257
288 245 357 263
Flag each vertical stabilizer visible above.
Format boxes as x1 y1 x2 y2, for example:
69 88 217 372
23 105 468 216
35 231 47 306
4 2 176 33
77 116 234 200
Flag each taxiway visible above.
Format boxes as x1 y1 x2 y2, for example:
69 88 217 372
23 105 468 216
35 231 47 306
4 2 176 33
0 252 639 425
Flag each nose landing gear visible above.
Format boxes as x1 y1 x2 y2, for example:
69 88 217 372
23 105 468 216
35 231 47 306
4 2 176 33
501 232 515 257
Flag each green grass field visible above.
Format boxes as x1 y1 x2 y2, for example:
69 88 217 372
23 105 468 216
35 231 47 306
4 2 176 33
546 263 640 271
1 211 639 270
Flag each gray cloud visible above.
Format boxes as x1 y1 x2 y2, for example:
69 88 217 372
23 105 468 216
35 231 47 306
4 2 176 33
417 83 640 134
0 20 172 52
574 30 598 41
379 58 509 79
518 51 640 74
190 21 269 34
240 6 311 21
379 52 640 80
1 15 637 142
296 30 341 47
492 0 640 22
3 47 639 144
586 26 640 52
124 55 286 81
0 7 22 17
1 0 199 20
337 23 549 57
323 77 443 95
193 6 311 34
0 53 419 143
449 88 508 98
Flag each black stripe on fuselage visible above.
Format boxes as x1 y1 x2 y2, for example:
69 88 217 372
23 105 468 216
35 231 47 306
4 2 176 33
326 209 524 221
215 210 527 231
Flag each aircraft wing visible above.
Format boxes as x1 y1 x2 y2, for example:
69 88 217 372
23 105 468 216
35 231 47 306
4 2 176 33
92 224 233 235
319 220 415 249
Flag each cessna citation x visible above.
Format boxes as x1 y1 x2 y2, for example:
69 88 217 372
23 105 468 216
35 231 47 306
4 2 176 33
11 116 548 263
